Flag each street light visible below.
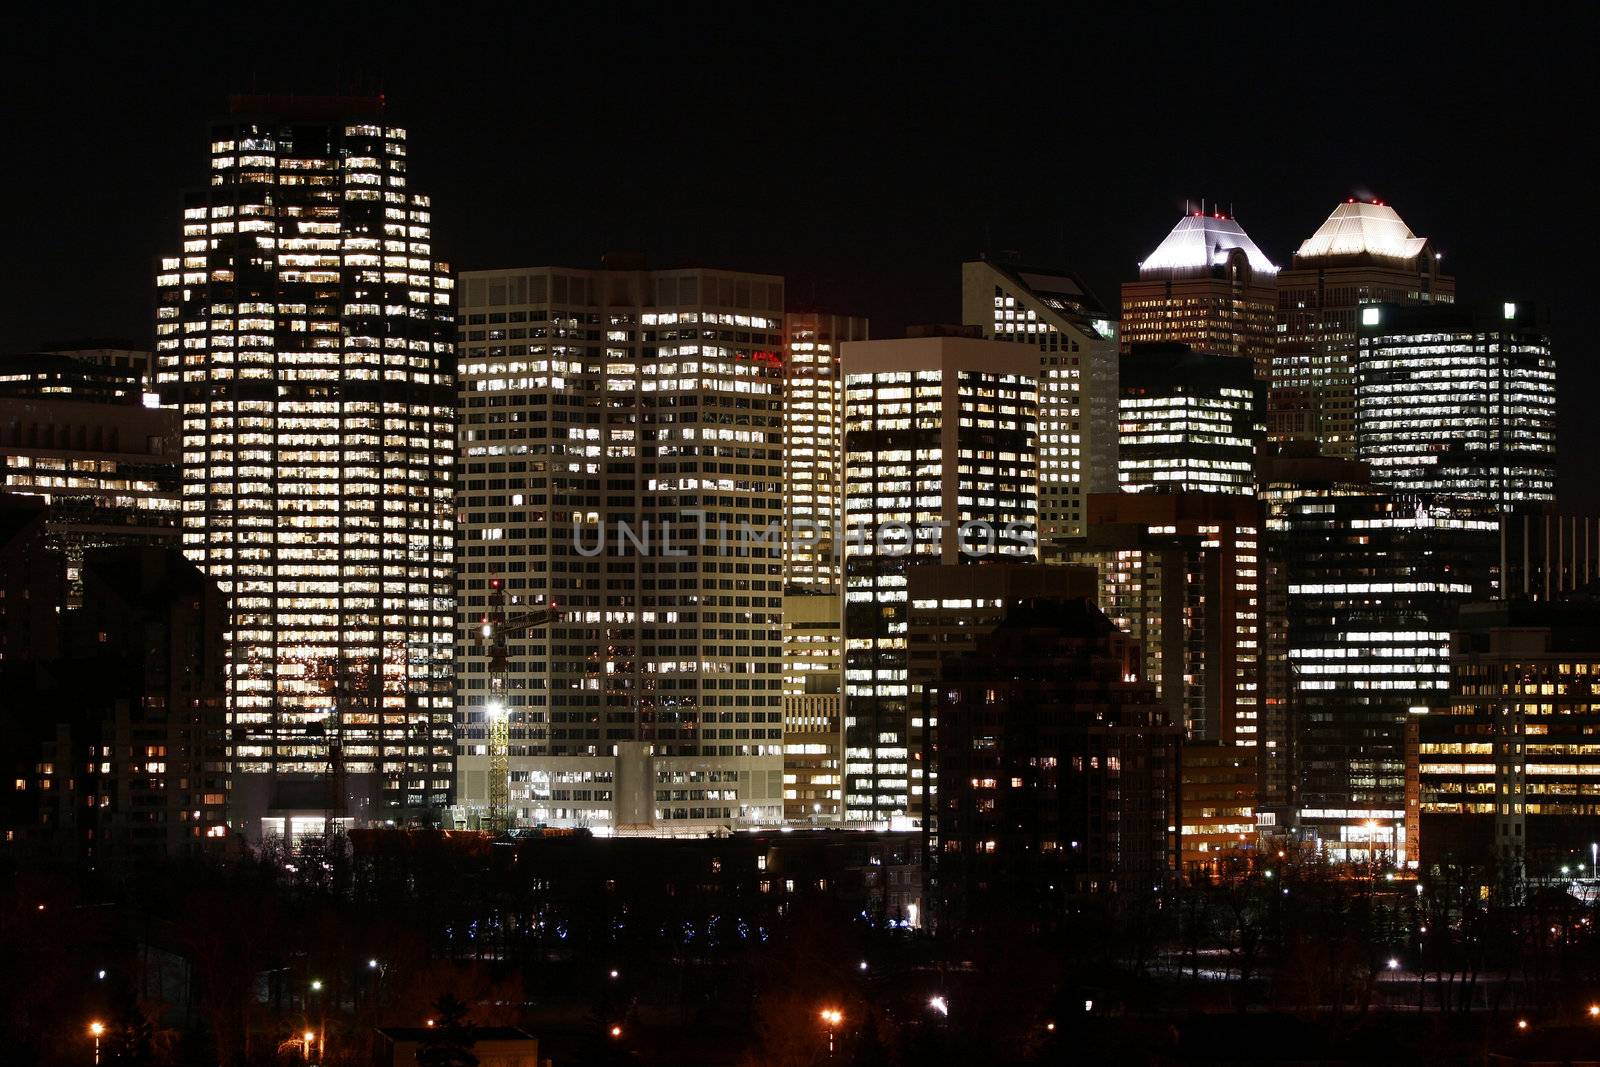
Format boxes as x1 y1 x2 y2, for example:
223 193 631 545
88 1021 105 1066
819 1008 843 1056
929 995 949 1017
302 1031 315 1059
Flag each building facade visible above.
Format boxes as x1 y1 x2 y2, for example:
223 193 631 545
1119 342 1265 495
1053 492 1261 747
1355 301 1556 507
1121 210 1279 378
1500 507 1600 601
1273 200 1454 457
0 367 179 608
1255 447 1373 819
1419 597 1600 874
962 257 1119 539
453 259 786 834
936 598 1179 924
154 96 457 836
2 544 229 860
840 330 1040 825
1283 494 1498 865
781 312 867 823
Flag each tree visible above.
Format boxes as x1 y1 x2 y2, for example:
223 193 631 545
415 994 479 1067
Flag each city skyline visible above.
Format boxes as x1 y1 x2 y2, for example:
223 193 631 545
3 8 1600 1065
3 4 1592 499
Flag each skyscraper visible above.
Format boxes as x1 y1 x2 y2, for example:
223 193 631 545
1118 342 1265 495
782 312 867 823
1282 494 1497 865
453 259 786 833
1052 492 1261 747
936 598 1179 920
1355 301 1556 507
962 257 1119 539
1255 446 1372 820
841 329 1039 825
154 97 457 836
1420 596 1600 872
1273 200 1454 457
1121 210 1279 377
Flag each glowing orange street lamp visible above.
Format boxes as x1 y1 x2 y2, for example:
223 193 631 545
88 1021 105 1065
609 1024 623 1039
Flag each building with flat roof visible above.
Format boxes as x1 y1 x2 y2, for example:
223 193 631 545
454 259 786 834
1420 596 1600 875
1283 494 1498 865
935 598 1179 924
1355 300 1555 507
1053 492 1261 747
841 331 1040 825
781 311 866 823
155 97 456 839
1119 342 1265 495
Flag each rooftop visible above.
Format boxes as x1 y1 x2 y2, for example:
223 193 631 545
1139 213 1279 277
1295 200 1431 264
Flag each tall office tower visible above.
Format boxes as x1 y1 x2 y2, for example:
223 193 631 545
1273 199 1454 457
0 355 179 608
963 257 1119 539
23 548 230 860
906 562 1097 852
1052 492 1261 746
936 598 1179 925
1355 301 1556 507
1419 597 1600 873
782 312 867 823
154 97 457 837
1121 210 1279 377
1254 447 1371 820
454 260 786 834
1501 507 1600 600
1119 343 1265 494
784 313 867 590
841 329 1040 825
1283 494 1498 865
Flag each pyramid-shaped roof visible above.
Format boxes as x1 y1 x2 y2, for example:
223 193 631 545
1295 200 1430 263
1139 213 1279 278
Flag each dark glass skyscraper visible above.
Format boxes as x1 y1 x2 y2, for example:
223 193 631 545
154 97 457 839
1283 494 1497 865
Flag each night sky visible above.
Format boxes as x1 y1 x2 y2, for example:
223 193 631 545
5 3 1595 498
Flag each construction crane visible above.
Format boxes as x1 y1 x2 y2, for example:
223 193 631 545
477 577 560 834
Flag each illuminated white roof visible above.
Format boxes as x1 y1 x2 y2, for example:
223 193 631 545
1296 201 1429 262
1139 213 1278 277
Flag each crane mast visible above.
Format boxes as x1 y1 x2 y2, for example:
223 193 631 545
478 577 559 834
